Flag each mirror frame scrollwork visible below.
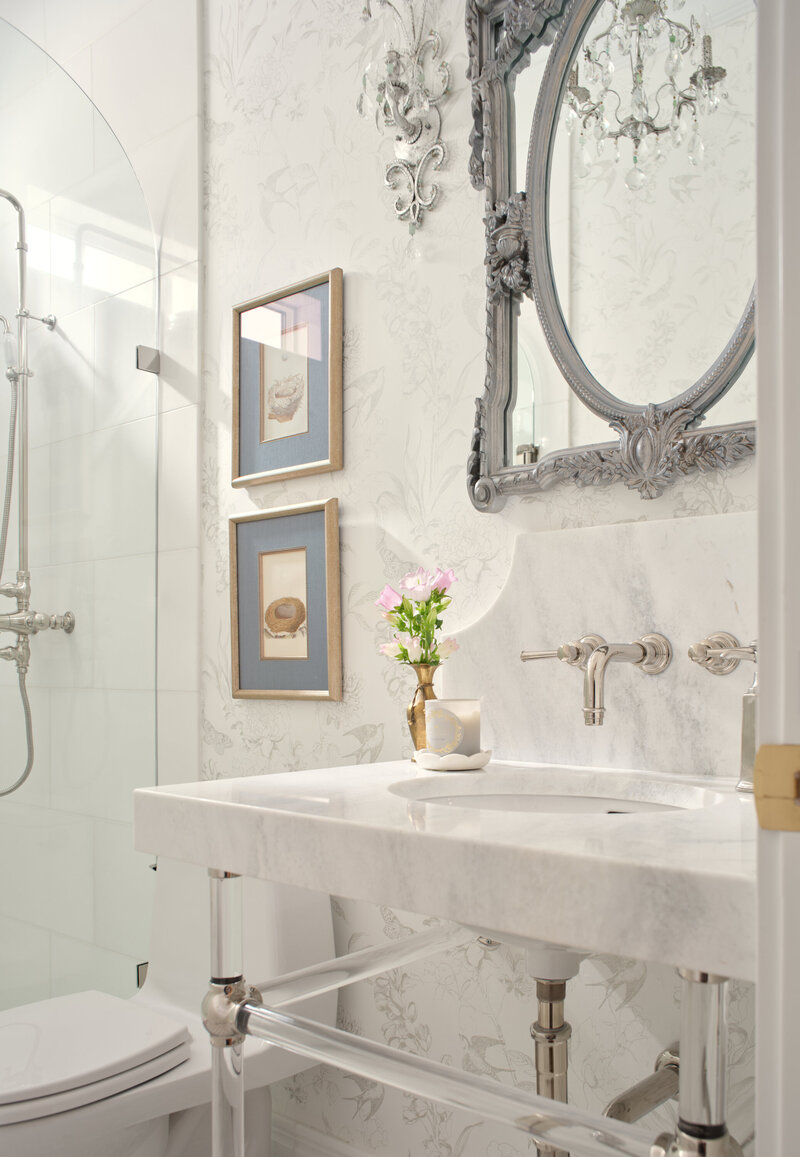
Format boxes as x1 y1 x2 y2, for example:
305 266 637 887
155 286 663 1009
466 0 756 512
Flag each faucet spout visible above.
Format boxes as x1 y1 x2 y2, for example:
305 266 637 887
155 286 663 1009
583 644 645 726
583 634 672 726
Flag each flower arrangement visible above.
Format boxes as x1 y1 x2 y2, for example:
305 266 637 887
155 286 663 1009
376 566 459 666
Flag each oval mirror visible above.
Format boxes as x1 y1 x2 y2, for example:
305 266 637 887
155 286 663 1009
466 0 756 509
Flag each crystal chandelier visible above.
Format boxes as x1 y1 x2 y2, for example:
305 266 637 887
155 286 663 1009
563 0 729 190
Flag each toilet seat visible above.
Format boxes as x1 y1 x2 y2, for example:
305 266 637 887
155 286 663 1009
0 990 190 1125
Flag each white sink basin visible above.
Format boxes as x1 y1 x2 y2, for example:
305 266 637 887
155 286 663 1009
388 768 728 815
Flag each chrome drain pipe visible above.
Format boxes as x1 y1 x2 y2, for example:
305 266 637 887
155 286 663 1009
531 979 572 1157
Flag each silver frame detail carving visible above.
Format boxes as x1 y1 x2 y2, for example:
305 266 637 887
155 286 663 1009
465 0 756 511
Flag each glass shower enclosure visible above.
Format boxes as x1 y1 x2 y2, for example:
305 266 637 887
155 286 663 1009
0 19 158 1010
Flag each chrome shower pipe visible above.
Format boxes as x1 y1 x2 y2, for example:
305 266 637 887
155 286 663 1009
0 190 70 797
0 188 29 576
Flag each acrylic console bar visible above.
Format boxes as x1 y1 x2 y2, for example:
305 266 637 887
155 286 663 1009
235 1003 654 1157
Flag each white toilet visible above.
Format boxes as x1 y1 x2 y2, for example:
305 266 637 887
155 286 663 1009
0 858 336 1157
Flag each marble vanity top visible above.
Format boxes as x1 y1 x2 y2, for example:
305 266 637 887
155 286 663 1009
134 760 757 980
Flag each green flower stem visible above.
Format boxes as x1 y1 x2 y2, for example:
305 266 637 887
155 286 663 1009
388 590 452 665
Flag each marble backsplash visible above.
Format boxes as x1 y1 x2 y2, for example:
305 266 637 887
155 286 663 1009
445 512 757 779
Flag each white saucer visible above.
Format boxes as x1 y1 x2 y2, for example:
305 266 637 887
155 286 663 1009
412 749 492 772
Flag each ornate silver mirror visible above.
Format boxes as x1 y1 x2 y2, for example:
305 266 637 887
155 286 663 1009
466 0 756 510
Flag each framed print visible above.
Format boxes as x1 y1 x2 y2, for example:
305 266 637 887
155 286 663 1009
232 269 343 486
230 499 342 700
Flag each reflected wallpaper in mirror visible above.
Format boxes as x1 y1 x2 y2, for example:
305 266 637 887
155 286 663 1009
511 0 756 466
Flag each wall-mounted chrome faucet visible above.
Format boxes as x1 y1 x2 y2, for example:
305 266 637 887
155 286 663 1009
522 632 672 726
688 633 757 793
583 635 672 726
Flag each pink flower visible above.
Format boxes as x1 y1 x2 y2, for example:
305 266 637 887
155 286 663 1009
375 584 401 612
432 567 456 594
438 637 459 659
405 637 423 662
379 639 402 659
399 566 435 601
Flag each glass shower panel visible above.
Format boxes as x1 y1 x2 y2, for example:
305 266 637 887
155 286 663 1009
0 20 158 1010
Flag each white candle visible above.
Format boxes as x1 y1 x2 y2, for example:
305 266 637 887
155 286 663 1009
425 699 481 756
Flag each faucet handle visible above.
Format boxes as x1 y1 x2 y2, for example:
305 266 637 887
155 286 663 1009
521 634 606 671
688 633 756 676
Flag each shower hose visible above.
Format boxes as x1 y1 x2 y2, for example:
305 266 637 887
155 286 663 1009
0 374 35 796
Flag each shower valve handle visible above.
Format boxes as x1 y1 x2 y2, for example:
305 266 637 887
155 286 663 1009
0 609 75 634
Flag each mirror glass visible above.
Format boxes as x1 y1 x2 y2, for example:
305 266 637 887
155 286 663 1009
508 0 756 467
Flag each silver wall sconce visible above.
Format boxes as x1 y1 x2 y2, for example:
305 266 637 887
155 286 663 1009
358 0 450 229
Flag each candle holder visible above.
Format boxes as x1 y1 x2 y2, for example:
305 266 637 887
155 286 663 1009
415 699 491 771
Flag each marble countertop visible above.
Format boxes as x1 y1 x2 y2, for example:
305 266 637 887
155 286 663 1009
134 760 757 980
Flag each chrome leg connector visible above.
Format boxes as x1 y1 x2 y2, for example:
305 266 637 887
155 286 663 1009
202 979 262 1049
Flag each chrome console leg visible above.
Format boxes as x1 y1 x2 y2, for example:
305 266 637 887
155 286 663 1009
652 971 744 1157
203 869 248 1157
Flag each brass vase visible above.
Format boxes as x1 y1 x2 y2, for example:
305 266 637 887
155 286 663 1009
407 663 438 751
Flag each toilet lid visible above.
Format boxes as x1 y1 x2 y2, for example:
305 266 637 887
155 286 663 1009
0 1043 189 1125
0 990 190 1114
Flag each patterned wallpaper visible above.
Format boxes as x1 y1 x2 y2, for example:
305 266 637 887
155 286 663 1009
201 0 755 1151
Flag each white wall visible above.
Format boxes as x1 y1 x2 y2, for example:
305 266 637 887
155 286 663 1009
202 0 755 1153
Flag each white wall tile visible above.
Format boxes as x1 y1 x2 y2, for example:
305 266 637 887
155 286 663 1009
0 1 46 49
42 0 152 76
28 560 95 689
90 0 197 157
157 689 200 785
157 548 199 692
0 916 51 1010
93 552 156 691
28 306 94 448
93 283 158 429
159 404 199 552
49 173 156 317
93 817 153 958
50 417 156 565
27 441 51 569
0 803 94 939
133 118 200 275
159 262 200 412
51 932 140 1000
49 688 155 822
0 685 50 806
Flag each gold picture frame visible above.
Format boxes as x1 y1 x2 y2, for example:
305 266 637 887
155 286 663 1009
232 269 343 486
229 499 342 700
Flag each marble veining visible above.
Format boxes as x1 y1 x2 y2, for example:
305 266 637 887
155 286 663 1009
134 759 756 980
444 513 757 778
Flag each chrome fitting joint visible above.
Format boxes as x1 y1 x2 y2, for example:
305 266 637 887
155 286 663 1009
202 979 262 1048
650 1128 744 1157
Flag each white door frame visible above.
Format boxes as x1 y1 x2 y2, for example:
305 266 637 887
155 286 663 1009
757 1 800 1152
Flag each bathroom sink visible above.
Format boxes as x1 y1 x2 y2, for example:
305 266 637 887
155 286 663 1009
388 768 727 815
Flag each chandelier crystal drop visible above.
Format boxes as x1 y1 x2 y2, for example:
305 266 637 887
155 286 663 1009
563 0 729 189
